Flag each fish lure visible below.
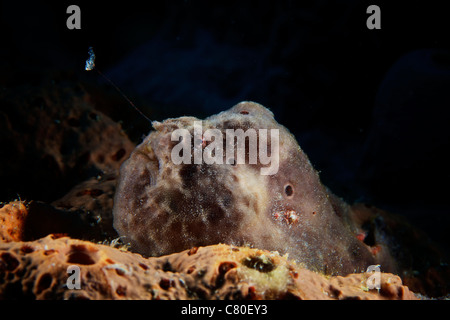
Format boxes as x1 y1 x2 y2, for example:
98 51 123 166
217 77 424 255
84 47 152 123
85 47 96 71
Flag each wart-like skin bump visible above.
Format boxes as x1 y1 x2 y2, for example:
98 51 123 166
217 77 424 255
113 101 386 275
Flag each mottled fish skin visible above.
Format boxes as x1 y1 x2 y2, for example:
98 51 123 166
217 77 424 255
113 101 380 275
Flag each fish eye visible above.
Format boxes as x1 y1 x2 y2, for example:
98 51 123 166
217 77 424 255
284 184 294 197
240 110 249 115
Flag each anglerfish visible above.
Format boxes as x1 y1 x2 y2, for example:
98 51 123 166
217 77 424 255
113 101 390 275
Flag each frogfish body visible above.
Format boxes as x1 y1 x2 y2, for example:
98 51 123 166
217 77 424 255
113 101 393 275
